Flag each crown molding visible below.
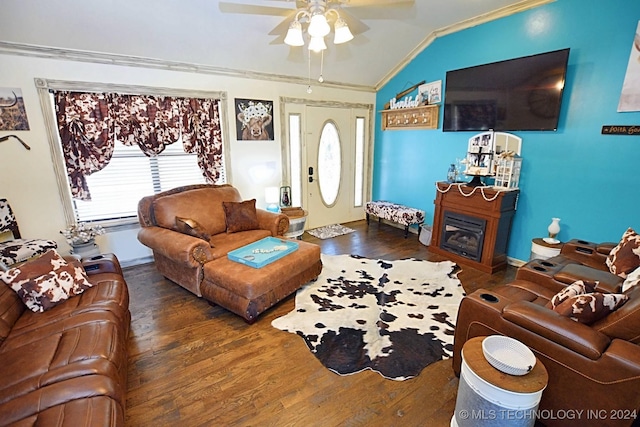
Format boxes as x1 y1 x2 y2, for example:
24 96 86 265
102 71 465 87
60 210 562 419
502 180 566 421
0 41 375 93
375 0 556 90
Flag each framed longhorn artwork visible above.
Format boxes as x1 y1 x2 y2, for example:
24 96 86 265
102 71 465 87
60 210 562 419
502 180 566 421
0 87 30 131
235 98 274 141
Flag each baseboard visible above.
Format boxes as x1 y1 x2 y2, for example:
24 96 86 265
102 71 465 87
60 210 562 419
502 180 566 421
121 255 154 268
507 256 526 268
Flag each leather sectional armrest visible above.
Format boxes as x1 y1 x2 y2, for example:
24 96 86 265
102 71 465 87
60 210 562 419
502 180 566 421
137 226 213 266
597 242 616 256
553 263 623 293
503 300 611 360
255 209 289 237
560 239 610 271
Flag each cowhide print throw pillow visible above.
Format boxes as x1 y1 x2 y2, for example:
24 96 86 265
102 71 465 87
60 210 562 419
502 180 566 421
549 280 597 309
553 292 628 324
606 227 640 278
622 266 640 292
175 216 213 246
0 249 93 312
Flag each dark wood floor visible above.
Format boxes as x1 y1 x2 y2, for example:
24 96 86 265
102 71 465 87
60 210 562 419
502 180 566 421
123 219 516 426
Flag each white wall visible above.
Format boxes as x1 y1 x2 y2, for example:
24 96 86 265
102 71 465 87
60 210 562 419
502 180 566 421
0 53 375 266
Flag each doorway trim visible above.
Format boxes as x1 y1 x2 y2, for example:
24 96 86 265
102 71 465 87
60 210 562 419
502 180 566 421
279 97 375 212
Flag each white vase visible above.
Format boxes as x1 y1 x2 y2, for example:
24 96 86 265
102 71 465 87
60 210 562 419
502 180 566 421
71 240 100 258
545 218 561 244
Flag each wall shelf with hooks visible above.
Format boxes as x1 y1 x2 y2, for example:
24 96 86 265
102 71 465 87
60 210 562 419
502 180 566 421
380 105 439 130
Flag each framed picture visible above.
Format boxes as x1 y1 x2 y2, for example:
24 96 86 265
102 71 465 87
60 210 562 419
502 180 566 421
0 87 30 131
418 80 442 105
465 131 494 175
235 98 274 141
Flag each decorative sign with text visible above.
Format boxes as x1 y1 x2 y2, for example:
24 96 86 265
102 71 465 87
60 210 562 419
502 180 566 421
388 96 420 109
601 125 640 135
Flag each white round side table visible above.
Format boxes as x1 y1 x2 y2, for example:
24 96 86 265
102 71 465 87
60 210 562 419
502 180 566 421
530 237 562 261
452 336 548 427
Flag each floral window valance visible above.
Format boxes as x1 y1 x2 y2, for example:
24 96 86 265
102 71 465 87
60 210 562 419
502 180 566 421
53 91 223 200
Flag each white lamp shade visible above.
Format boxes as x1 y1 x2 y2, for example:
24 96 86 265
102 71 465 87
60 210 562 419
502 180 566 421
284 21 304 46
265 187 280 204
308 13 330 37
308 36 327 52
333 18 353 44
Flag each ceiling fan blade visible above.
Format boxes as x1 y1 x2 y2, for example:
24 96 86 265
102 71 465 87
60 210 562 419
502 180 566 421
339 1 415 21
335 8 369 36
219 2 294 17
339 0 414 6
268 11 297 36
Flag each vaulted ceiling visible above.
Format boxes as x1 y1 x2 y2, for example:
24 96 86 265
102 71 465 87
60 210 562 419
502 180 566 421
0 0 550 90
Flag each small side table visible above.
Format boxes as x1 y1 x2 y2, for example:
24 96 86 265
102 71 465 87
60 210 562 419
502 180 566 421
530 237 563 261
283 210 307 240
452 336 548 427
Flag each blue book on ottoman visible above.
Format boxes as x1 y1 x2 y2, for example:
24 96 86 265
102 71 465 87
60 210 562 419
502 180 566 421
227 237 299 268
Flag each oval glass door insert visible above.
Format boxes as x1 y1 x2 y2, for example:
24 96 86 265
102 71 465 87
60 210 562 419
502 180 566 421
317 121 341 206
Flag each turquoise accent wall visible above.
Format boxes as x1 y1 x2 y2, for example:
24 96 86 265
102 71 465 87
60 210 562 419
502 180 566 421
374 0 640 262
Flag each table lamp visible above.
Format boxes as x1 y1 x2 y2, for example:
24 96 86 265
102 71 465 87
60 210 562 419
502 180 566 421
265 187 280 212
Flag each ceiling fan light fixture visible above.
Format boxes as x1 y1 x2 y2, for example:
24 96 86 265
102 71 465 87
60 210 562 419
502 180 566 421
284 20 304 46
308 36 327 53
308 13 330 38
333 18 353 44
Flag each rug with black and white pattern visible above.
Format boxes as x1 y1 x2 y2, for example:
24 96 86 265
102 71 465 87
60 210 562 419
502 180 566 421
272 254 464 380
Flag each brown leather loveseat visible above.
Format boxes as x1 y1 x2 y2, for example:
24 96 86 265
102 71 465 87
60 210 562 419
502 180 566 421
137 184 322 322
453 233 640 426
0 253 130 427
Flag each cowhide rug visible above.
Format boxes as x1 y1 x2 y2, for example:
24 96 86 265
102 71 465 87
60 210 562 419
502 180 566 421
272 254 465 381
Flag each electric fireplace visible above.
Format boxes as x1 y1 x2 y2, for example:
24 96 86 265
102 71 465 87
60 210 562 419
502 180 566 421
440 212 486 262
429 182 519 273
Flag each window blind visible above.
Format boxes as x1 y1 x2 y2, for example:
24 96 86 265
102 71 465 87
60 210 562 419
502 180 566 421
73 140 224 223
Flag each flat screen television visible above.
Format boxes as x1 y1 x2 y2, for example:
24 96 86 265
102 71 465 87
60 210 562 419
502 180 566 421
443 48 570 132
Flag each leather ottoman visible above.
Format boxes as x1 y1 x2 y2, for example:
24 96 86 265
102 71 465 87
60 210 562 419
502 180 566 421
201 240 322 323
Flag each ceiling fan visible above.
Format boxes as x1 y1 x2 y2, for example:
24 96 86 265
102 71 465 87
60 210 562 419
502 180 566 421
219 0 415 47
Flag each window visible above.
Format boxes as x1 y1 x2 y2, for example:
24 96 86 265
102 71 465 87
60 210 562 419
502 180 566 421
35 78 230 227
354 117 365 207
317 121 341 206
73 139 224 223
288 114 302 208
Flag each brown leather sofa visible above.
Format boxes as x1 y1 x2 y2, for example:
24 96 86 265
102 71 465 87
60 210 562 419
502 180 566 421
453 238 640 426
0 254 130 427
137 184 322 322
517 239 624 293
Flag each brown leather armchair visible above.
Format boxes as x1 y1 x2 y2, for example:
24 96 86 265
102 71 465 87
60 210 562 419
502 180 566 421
453 279 640 426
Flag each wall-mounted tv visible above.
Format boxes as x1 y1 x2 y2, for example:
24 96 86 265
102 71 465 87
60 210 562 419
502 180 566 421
443 48 570 132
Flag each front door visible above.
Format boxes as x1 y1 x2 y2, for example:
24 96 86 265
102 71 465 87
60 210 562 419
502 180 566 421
284 102 370 230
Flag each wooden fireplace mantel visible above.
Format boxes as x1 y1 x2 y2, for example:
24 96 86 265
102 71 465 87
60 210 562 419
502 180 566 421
429 182 519 273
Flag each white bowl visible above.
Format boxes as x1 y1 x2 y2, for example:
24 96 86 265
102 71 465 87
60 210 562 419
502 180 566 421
482 335 536 376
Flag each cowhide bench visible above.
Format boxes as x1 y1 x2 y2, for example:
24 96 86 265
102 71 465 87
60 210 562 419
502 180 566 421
365 201 425 238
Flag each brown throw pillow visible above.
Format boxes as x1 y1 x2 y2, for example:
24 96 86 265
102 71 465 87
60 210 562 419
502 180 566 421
223 199 260 233
553 292 628 324
0 249 94 312
175 217 212 242
606 228 640 278
549 280 597 309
